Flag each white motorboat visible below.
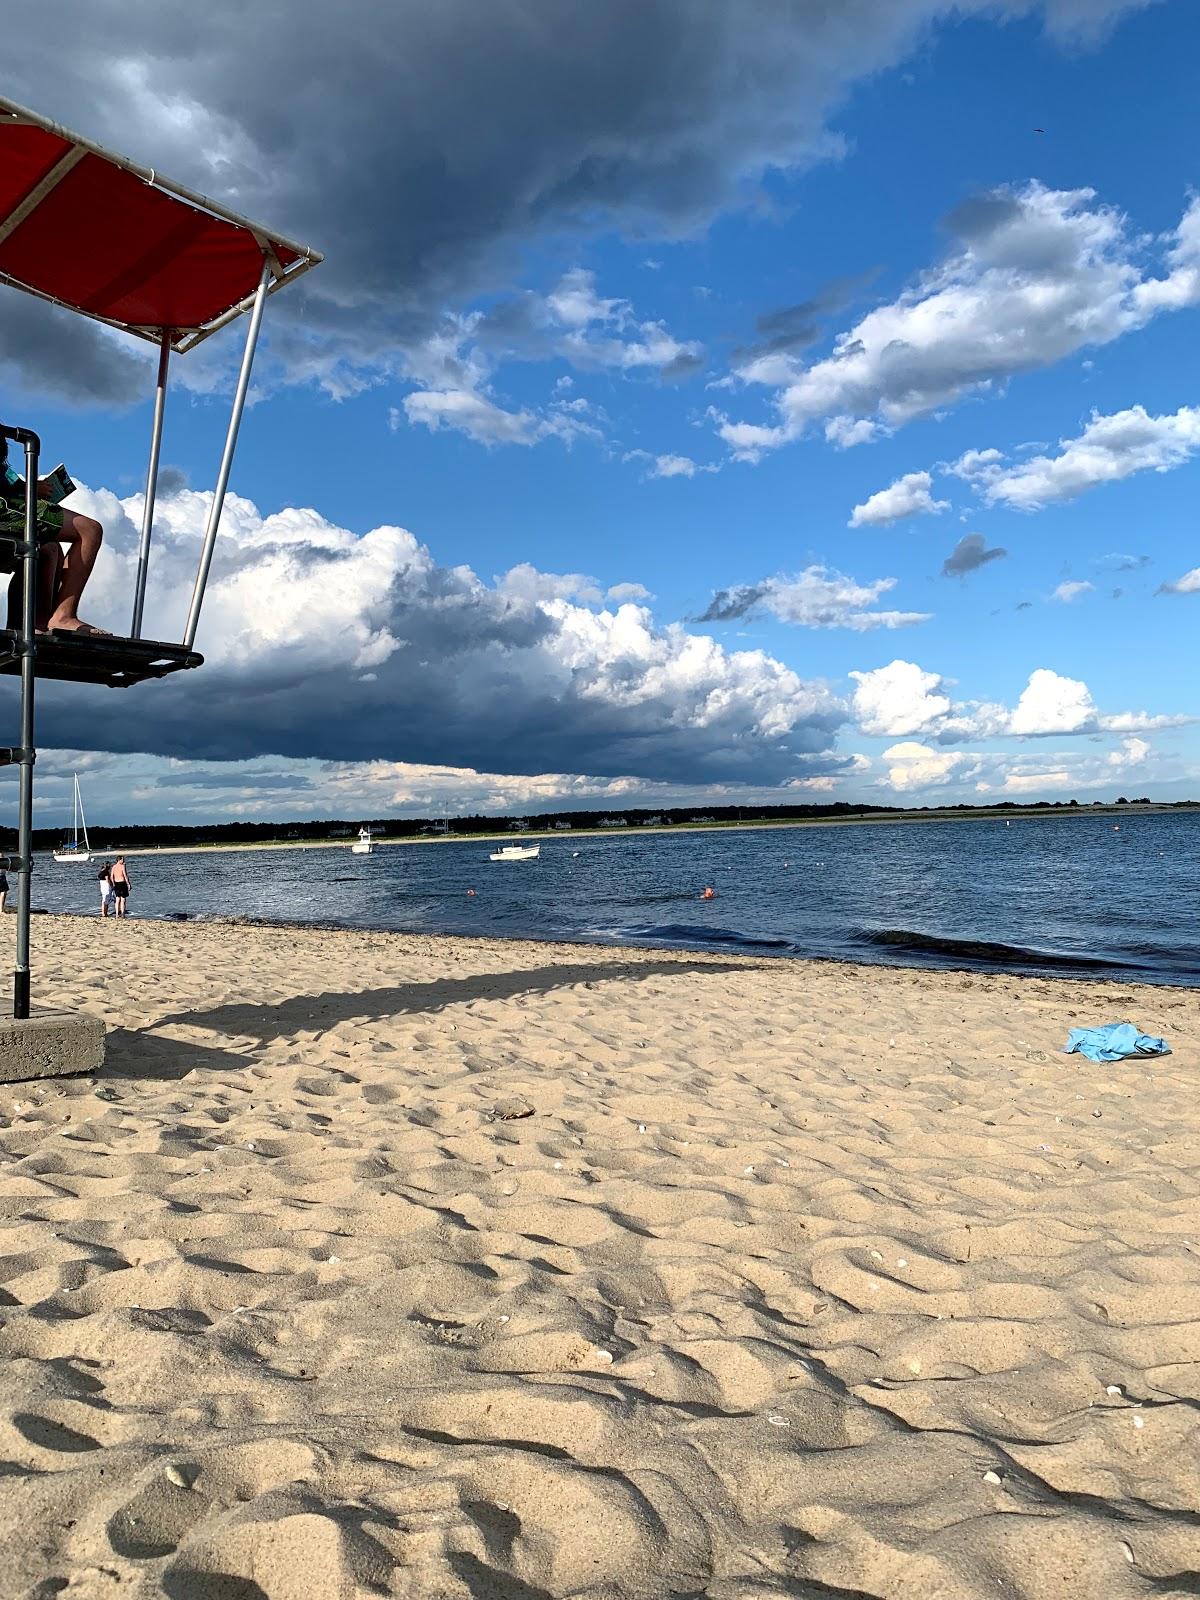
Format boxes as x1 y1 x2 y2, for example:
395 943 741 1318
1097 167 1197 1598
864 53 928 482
53 773 93 864
489 843 540 861
350 827 375 855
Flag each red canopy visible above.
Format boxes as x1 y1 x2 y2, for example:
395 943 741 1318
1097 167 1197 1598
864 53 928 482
0 99 320 351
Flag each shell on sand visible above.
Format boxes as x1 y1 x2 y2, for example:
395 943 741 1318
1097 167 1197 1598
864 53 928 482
0 916 1197 1598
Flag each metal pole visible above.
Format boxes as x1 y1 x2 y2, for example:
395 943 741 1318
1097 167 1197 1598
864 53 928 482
182 263 270 652
131 332 171 640
14 430 39 1019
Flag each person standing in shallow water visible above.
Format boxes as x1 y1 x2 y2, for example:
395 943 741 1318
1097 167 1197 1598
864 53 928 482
109 856 130 918
98 862 113 918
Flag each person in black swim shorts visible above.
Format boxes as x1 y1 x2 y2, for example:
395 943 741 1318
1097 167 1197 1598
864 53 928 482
109 855 131 918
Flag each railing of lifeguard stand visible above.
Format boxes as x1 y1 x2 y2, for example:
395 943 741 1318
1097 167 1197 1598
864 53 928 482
1 422 41 1017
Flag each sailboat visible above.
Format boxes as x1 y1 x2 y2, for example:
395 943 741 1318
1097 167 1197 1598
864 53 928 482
53 773 93 864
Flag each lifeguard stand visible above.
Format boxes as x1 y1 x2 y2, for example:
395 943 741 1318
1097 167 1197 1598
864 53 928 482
0 97 322 1040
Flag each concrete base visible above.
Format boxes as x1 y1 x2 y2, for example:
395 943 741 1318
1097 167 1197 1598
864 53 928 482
0 1009 105 1082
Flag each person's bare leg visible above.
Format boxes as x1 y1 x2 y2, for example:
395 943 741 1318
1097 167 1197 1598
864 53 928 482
7 542 61 630
47 510 108 634
36 542 62 631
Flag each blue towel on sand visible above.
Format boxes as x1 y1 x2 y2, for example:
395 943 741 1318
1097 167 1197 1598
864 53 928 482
1064 1022 1171 1063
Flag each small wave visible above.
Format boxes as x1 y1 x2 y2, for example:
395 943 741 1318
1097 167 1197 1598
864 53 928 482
606 921 798 953
623 891 708 906
856 927 1135 971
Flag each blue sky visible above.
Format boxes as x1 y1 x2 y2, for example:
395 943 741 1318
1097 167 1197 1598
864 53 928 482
3 0 1198 824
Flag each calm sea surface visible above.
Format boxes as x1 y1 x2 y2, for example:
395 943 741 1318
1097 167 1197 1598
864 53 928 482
30 811 1200 986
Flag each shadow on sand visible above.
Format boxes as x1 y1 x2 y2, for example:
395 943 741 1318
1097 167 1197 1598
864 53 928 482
103 1027 253 1083
110 955 755 1082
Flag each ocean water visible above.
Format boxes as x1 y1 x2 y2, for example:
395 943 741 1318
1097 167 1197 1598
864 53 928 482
29 810 1199 985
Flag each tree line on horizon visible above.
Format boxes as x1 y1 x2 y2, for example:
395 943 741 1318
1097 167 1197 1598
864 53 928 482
0 794 1183 852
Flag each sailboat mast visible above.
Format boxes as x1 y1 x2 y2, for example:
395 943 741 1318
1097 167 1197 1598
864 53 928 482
78 776 90 854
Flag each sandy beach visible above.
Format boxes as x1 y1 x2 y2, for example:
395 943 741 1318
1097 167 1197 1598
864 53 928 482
1 916 1198 1599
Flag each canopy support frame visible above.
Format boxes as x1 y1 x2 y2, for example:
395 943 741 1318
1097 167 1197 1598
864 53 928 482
131 332 171 640
0 145 85 247
183 261 270 652
0 96 321 354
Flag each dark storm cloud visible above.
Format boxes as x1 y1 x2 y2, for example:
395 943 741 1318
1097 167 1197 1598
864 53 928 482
156 467 190 497
942 533 1008 577
942 194 1024 244
733 273 876 368
15 496 843 785
1096 551 1150 570
1 0 1150 396
151 772 314 791
659 350 707 381
30 657 843 785
696 585 768 622
0 297 150 407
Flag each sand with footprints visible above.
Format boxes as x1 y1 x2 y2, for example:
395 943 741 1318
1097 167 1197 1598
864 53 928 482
0 916 1198 1598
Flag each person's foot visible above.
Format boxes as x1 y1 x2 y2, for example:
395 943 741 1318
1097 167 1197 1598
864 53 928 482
47 616 111 637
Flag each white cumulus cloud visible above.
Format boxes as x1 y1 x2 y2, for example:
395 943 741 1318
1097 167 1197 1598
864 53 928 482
950 405 1200 510
825 416 887 449
397 269 699 449
653 454 701 478
719 185 1200 458
699 569 930 631
851 661 954 737
1051 580 1094 603
623 450 720 479
495 564 604 605
851 660 1185 743
849 470 950 527
880 741 973 792
1159 566 1200 595
977 733 1160 798
1008 668 1098 734
396 389 593 449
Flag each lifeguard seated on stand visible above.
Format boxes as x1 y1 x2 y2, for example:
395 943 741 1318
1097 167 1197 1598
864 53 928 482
1 437 105 635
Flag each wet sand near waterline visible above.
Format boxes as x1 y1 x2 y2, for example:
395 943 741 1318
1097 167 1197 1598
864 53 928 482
0 916 1198 1599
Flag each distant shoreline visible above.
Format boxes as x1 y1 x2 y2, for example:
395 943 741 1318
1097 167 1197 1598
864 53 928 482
76 799 1193 861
